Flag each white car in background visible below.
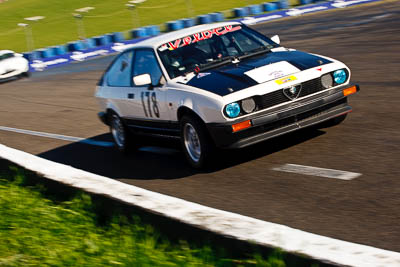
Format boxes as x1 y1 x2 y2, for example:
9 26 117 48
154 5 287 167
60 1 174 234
0 50 29 82
95 22 359 168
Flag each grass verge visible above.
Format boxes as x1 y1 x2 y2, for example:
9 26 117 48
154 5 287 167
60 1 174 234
0 0 277 53
0 159 302 266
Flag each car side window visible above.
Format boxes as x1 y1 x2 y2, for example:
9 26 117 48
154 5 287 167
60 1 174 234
133 50 162 86
107 51 134 87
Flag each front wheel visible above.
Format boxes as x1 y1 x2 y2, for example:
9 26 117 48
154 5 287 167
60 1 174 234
180 116 214 169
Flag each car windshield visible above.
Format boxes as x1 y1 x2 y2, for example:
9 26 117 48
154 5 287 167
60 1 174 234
0 53 15 61
157 24 278 79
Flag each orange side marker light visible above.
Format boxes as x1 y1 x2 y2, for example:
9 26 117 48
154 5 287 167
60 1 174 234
232 120 252 133
343 86 358 96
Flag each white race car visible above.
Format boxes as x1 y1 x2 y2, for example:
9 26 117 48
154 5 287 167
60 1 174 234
95 22 359 168
0 50 30 82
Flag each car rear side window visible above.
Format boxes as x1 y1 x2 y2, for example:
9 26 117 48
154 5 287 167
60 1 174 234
133 50 162 86
107 51 134 87
0 53 14 61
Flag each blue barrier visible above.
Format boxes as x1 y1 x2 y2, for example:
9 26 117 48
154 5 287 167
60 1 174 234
166 20 184 31
40 48 56 58
54 45 67 55
48 46 59 57
197 14 212 24
276 0 289 9
262 2 278 11
131 28 148 38
113 32 125 42
105 33 125 43
233 7 249 18
181 18 195 28
103 35 113 45
94 35 112 46
67 41 85 52
105 33 115 43
37 49 46 58
210 12 224 22
31 50 42 59
249 5 262 15
23 51 41 60
85 38 97 49
144 25 160 36
300 0 312 4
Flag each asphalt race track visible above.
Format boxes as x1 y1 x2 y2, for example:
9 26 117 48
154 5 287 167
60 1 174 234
1 0 400 252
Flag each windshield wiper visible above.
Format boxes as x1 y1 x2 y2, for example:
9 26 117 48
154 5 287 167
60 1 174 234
194 56 238 73
239 46 272 61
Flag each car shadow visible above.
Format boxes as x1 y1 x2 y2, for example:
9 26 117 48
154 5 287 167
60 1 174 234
38 128 326 180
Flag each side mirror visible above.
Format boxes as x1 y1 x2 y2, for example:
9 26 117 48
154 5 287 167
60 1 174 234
133 73 152 86
270 35 280 45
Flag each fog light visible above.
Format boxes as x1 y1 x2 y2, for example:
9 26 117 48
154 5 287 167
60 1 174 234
241 98 256 114
321 74 333 88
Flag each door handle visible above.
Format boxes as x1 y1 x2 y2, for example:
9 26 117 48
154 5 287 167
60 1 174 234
127 93 134 99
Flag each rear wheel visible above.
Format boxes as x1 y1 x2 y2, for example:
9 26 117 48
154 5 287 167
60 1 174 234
180 116 214 169
109 112 134 154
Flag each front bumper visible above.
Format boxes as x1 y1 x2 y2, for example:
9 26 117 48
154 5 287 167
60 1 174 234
207 84 360 149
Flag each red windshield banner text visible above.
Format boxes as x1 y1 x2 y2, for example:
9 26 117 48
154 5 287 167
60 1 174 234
162 25 242 51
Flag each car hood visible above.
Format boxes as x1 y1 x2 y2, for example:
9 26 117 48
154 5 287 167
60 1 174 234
184 50 331 96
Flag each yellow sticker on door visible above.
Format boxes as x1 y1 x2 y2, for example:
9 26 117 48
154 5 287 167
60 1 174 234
276 75 297 85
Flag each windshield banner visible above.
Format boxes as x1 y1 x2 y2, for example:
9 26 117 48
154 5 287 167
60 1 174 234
159 25 242 51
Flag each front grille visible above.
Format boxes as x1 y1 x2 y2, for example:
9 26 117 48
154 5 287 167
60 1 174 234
257 77 324 110
235 97 347 140
299 78 323 97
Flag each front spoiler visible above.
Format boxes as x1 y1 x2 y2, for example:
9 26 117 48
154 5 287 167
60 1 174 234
207 84 359 149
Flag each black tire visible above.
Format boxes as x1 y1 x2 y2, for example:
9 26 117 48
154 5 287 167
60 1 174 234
19 72 30 79
316 114 347 129
109 112 134 154
180 115 214 169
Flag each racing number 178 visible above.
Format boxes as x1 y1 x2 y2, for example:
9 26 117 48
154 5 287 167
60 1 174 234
141 92 160 118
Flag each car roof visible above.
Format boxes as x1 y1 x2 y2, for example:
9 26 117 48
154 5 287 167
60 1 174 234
124 21 242 51
0 50 15 56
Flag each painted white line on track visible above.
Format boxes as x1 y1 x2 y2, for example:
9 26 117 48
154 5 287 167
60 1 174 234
1 143 399 266
0 126 114 147
272 164 361 180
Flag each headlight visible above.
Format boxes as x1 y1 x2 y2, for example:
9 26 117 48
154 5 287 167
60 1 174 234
333 69 347 84
321 73 333 89
225 102 240 118
241 98 256 114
